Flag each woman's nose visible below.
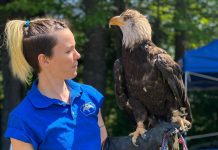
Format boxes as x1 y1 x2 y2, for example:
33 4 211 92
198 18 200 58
74 49 81 60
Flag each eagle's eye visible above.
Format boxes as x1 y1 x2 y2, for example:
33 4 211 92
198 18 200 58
123 15 132 21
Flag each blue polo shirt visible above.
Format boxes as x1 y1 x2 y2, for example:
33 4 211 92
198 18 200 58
4 79 104 150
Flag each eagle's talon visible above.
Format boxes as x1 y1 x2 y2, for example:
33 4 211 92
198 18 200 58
171 114 191 132
129 127 146 147
131 137 139 147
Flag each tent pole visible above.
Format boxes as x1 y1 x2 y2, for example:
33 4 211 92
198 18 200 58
184 71 188 143
185 72 188 98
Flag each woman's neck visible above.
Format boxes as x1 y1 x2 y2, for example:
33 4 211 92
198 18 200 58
37 73 70 104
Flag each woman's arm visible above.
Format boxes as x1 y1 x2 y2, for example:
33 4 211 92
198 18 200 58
98 109 108 145
11 138 34 150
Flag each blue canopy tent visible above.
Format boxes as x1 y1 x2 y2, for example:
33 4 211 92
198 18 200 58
182 40 218 142
182 39 218 91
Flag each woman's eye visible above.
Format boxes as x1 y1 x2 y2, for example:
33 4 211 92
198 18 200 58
66 50 72 53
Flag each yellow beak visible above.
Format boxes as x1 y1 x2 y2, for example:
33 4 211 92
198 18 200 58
109 16 125 28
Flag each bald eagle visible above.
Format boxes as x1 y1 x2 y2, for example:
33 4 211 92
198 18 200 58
109 9 192 145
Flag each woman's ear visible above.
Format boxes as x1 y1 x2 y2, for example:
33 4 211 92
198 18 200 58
38 54 50 68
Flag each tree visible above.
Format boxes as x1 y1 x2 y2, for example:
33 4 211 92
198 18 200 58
173 0 187 61
80 0 113 94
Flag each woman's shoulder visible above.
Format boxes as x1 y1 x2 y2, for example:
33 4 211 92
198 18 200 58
69 80 102 96
67 80 104 106
9 96 34 119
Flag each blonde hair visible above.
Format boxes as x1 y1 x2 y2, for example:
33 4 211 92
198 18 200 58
4 18 68 84
5 20 33 83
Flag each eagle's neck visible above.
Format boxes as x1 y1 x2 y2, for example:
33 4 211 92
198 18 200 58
120 24 152 50
123 40 153 53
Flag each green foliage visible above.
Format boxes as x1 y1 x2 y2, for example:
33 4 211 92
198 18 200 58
0 0 57 16
188 91 218 147
128 0 218 54
83 1 114 28
189 91 218 133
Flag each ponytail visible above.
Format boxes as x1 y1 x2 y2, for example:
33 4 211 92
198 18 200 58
5 20 32 84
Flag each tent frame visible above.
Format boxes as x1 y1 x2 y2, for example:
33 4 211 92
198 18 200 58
184 71 218 93
184 71 218 141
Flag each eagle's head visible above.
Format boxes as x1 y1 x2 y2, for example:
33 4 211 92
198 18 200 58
109 9 152 49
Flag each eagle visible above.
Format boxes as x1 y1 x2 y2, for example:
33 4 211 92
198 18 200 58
109 9 192 145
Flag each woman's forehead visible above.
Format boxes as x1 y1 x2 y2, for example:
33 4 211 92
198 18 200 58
54 28 75 45
51 29 75 53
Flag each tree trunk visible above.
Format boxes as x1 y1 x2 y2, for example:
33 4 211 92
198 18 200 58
83 27 107 94
174 0 187 61
114 0 127 14
152 0 162 45
113 0 128 58
82 0 107 94
175 32 186 61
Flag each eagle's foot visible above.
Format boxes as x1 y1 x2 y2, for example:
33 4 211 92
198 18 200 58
172 110 191 132
180 118 191 131
129 125 147 147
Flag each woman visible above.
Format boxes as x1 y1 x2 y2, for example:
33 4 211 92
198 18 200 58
4 18 107 150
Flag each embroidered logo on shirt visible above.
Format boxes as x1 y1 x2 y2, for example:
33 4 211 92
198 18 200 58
80 102 96 116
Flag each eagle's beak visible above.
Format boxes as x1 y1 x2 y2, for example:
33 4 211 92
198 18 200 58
109 16 125 28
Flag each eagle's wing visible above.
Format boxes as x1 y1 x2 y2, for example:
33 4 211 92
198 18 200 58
114 59 129 109
155 52 192 121
114 59 133 112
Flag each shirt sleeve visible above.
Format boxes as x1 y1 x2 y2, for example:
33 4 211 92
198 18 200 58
83 85 104 109
4 113 38 149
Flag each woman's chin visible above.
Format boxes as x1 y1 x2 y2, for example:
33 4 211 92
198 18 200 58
70 72 77 79
64 70 78 80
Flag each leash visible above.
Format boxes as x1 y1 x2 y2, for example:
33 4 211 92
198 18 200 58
161 128 188 150
161 133 169 150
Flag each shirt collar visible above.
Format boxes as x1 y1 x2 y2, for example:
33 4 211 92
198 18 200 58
28 79 82 108
65 79 82 104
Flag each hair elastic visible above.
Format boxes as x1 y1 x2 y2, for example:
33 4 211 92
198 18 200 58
25 20 30 27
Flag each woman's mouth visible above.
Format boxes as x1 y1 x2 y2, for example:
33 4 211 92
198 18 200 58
72 62 78 68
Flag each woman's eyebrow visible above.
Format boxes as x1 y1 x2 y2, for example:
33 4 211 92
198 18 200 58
66 45 75 50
